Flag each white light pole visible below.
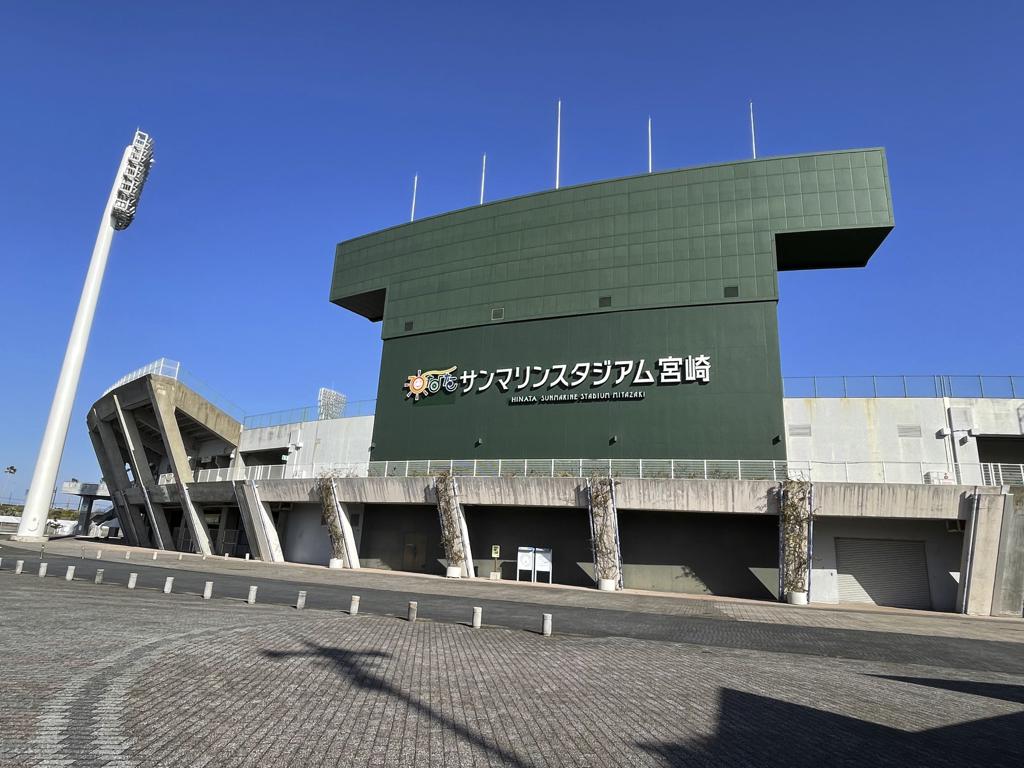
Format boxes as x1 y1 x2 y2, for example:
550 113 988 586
15 130 154 542
555 99 562 189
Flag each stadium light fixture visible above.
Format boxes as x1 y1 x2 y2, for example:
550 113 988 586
15 130 154 542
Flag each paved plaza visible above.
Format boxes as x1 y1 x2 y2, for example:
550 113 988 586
0 541 1022 766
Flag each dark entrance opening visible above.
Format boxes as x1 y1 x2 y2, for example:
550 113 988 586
360 504 445 576
618 510 778 599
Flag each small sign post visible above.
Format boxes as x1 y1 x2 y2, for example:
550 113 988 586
491 544 501 580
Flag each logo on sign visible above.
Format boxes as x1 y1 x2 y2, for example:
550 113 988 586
404 366 459 401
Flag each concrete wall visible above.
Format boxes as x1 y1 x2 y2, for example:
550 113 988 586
359 504 445 575
280 503 332 566
784 397 1024 484
810 518 963 611
237 416 374 472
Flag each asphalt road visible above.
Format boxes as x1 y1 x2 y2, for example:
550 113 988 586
2 550 1022 675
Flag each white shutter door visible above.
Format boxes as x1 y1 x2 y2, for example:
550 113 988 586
835 538 932 610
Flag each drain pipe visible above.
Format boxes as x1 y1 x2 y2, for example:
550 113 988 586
960 488 981 613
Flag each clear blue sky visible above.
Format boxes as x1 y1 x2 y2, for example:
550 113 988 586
1 2 1022 497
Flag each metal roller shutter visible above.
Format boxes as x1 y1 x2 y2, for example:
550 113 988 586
835 537 932 610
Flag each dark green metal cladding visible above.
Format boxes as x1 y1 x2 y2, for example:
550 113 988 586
370 302 785 461
331 149 893 461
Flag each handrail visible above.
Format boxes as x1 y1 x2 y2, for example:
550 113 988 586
241 400 376 429
783 374 1024 399
191 459 1024 487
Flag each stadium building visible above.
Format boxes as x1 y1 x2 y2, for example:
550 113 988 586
74 149 1024 617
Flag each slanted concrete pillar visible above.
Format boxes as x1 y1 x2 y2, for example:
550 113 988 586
588 478 622 590
434 474 474 578
147 379 212 555
76 497 94 536
216 507 230 554
91 418 149 547
957 490 1008 616
114 396 173 549
315 477 360 568
232 480 285 562
991 488 1024 617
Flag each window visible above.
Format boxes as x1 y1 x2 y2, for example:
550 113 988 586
491 307 505 321
724 285 739 298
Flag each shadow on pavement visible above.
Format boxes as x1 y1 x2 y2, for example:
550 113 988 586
262 641 530 768
638 687 1023 767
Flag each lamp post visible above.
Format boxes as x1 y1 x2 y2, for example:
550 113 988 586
15 131 154 542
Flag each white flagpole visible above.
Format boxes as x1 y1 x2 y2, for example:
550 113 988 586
647 116 653 173
749 100 757 159
480 153 487 205
555 99 561 189
410 173 418 222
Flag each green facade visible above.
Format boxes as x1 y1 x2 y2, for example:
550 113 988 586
331 149 893 461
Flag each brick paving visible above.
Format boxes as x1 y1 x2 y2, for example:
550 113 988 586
1 561 1023 766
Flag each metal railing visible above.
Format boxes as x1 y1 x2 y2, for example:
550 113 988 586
783 374 1024 399
191 458 1024 487
241 400 376 429
103 358 246 420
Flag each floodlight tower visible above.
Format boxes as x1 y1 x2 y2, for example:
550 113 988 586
15 130 154 541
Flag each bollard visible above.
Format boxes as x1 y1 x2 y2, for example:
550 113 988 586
95 569 104 585
163 577 174 594
152 552 158 560
407 601 418 623
247 585 258 605
128 573 138 590
203 581 213 600
472 606 482 629
178 553 183 561
65 566 76 582
224 553 229 560
38 562 48 578
296 590 307 610
96 550 102 559
349 595 360 616
15 560 24 575
0 557 3 569
202 555 207 561
542 613 552 637
125 551 131 560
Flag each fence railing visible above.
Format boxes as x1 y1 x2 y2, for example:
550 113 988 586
191 459 1024 487
103 358 246 420
241 400 376 429
783 374 1024 399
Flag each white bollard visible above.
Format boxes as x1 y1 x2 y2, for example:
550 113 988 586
65 565 76 582
542 613 552 637
472 606 482 629
0 557 3 569
224 553 229 560
178 553 183 561
349 595 360 615
152 551 158 560
408 601 418 623
15 560 24 575
202 554 207 561
296 590 307 610
38 562 48 577
125 551 131 560
247 585 258 605
95 569 104 584
128 573 138 590
203 581 213 600
163 577 174 594
96 550 103 559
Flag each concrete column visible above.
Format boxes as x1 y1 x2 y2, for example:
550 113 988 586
316 478 360 568
957 490 1007 616
990 488 1024 618
216 507 230 554
92 418 149 547
232 480 285 562
76 497 94 536
147 379 212 555
434 475 474 578
114 397 173 549
588 478 622 590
